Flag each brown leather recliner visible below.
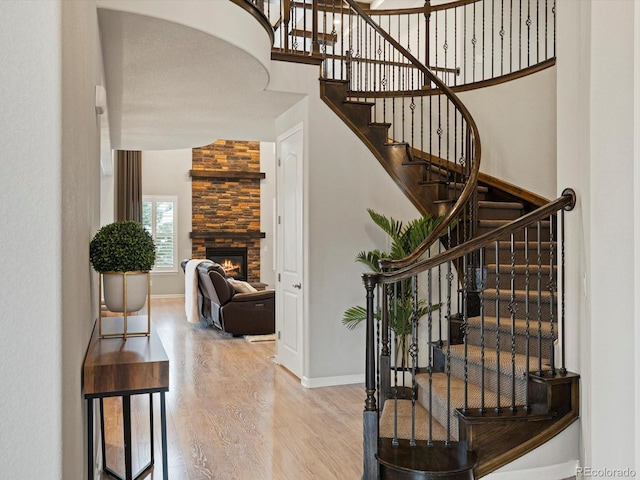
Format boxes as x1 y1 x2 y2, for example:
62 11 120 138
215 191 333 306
181 259 275 335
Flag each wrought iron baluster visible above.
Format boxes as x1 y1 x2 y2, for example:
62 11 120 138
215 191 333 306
536 220 543 375
536 0 540 63
518 0 523 70
463 3 468 84
392 280 400 446
492 0 495 79
527 0 531 67
462 255 470 414
443 7 449 81
548 213 556 375
454 6 458 87
445 225 453 445
524 226 531 411
482 0 486 81
472 2 477 82
500 0 505 76
425 1 431 71
560 205 567 374
410 274 419 447
510 0 514 74
494 241 502 413
427 265 434 445
479 247 486 414
509 233 517 412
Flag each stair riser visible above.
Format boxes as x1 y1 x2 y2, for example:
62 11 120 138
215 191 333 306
416 386 461 441
477 225 552 242
482 269 555 290
449 356 529 406
424 183 487 202
340 102 374 125
482 295 556 323
477 206 523 221
484 246 553 265
466 327 554 359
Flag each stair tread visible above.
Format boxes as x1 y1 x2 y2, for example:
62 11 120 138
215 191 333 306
478 201 524 210
448 343 549 376
486 263 553 273
343 99 375 107
479 219 551 227
467 315 556 338
379 398 448 441
482 288 555 300
416 372 516 410
490 240 555 248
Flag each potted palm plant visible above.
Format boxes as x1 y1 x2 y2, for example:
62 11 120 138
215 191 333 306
90 220 156 337
342 209 444 369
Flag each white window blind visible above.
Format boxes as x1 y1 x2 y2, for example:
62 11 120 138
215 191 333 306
142 195 178 273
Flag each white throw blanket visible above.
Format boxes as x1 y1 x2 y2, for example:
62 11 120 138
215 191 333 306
184 259 212 323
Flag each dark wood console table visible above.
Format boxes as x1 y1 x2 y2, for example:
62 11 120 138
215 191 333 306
83 316 169 480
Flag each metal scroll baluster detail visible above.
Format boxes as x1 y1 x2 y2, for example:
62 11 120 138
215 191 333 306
560 207 567 375
548 214 556 375
524 227 531 411
494 241 502 413
479 247 486 414
509 233 517 412
536 221 543 375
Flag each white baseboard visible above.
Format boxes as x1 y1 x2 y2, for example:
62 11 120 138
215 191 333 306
484 459 579 480
150 294 185 299
301 373 364 388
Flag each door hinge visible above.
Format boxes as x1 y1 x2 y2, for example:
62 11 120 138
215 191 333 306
278 157 281 167
277 331 281 340
278 215 281 225
278 273 281 282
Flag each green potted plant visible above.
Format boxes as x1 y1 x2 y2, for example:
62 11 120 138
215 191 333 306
90 220 156 318
342 209 444 368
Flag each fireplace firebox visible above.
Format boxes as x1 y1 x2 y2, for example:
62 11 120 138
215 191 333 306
206 247 248 281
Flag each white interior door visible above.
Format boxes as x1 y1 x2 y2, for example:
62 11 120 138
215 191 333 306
276 123 304 379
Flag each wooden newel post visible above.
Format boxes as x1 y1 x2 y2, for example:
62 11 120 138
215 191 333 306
362 273 379 480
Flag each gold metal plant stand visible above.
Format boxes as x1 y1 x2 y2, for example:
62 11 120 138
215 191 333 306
98 271 151 339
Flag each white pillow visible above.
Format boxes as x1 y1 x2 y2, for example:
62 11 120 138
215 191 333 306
228 278 258 293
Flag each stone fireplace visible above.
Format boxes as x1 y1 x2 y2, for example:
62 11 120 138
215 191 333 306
190 140 265 283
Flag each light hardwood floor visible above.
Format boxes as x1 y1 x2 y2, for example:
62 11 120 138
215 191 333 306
99 298 364 480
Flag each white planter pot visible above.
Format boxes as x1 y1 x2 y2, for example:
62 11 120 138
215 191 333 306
102 272 149 313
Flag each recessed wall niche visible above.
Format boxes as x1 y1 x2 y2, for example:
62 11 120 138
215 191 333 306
190 140 265 283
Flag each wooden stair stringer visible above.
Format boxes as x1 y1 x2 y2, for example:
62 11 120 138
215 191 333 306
456 371 580 478
320 78 446 218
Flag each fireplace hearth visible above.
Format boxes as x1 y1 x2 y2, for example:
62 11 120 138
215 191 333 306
206 247 248 281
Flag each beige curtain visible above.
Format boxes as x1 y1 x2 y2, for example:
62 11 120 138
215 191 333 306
115 150 142 222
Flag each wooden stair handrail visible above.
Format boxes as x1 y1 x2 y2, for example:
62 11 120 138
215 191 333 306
368 188 576 284
342 0 482 270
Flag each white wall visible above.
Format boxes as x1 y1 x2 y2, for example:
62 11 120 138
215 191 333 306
558 0 639 473
141 149 192 296
0 1 102 478
459 66 557 200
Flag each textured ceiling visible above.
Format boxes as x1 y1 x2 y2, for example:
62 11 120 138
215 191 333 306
98 8 305 151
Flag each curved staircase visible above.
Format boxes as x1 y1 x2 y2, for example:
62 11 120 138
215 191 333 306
240 0 577 477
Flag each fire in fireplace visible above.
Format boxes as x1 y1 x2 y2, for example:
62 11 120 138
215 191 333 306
206 247 248 281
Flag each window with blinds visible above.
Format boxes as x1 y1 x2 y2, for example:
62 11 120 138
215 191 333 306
142 195 178 273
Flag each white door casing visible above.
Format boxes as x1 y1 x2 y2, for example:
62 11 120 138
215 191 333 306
276 123 304 379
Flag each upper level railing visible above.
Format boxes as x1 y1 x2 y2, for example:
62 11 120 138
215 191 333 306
255 0 556 88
